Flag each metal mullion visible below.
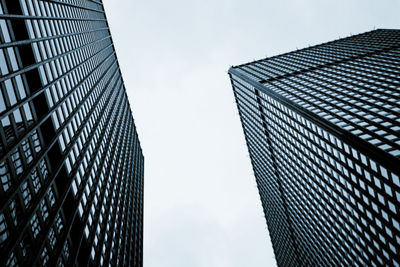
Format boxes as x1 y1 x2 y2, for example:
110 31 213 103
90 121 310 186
0 58 119 216
92 136 125 265
255 93 400 247
109 129 130 264
241 126 306 264
28 77 122 265
348 55 400 80
0 33 110 83
241 123 276 169
255 61 297 77
256 95 400 217
242 64 283 81
298 48 400 91
92 114 128 267
125 131 135 265
0 65 120 263
287 48 353 69
314 66 400 103
0 13 106 22
264 117 384 263
0 26 107 50
234 93 265 137
237 73 400 160
236 81 400 230
132 133 144 265
83 0 104 6
102 119 130 266
130 165 143 266
47 83 123 250
262 49 400 96
115 122 135 265
48 91 123 265
232 88 270 166
255 60 294 78
287 45 399 75
0 48 113 148
107 138 130 266
246 138 280 183
234 29 379 70
266 128 362 263
43 83 125 267
299 44 370 61
240 100 374 264
113 137 132 265
283 72 400 142
115 127 132 264
311 42 367 57
40 0 105 14
70 97 128 266
258 42 400 84
270 57 315 74
0 48 116 163
133 140 144 266
32 4 49 40
234 87 303 264
365 49 400 66
318 62 399 100
317 38 394 56
287 70 399 123
318 65 400 101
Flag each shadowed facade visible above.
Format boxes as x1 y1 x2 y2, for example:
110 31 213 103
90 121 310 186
229 29 400 266
0 0 144 266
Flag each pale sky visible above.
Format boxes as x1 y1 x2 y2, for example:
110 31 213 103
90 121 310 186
102 1 399 266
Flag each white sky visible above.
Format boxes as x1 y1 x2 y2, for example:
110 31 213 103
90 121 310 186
102 1 399 266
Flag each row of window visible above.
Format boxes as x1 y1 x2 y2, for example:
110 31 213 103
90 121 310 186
231 73 400 266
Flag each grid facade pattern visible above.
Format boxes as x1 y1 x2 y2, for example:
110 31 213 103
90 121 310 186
0 0 144 266
229 29 400 266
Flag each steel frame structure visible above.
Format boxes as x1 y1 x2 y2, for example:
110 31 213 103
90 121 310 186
229 29 400 266
0 0 144 266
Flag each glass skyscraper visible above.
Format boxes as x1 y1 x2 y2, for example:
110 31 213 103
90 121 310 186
229 29 400 266
0 0 144 266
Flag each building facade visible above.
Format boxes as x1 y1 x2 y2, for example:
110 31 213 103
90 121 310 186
229 29 400 266
0 0 144 266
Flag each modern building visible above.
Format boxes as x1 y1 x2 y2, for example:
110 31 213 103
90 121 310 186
229 29 400 266
0 0 144 266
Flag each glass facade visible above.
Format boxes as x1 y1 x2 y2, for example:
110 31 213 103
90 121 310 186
229 29 400 266
0 0 144 266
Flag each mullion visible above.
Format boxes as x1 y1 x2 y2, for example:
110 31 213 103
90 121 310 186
231 70 400 177
0 56 118 217
256 91 399 248
79 102 130 267
40 0 105 14
113 134 131 265
0 13 106 22
92 114 128 267
37 80 125 266
103 117 130 266
239 100 373 264
264 52 400 103
99 126 129 265
16 70 121 264
0 46 115 163
0 63 120 261
264 111 390 264
235 81 399 251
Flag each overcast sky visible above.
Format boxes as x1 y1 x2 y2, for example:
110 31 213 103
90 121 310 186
102 1 398 266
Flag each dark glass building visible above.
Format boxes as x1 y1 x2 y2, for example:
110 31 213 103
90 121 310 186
0 0 144 266
229 29 400 266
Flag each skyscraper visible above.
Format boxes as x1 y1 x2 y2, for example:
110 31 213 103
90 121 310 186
229 29 400 266
0 0 144 266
